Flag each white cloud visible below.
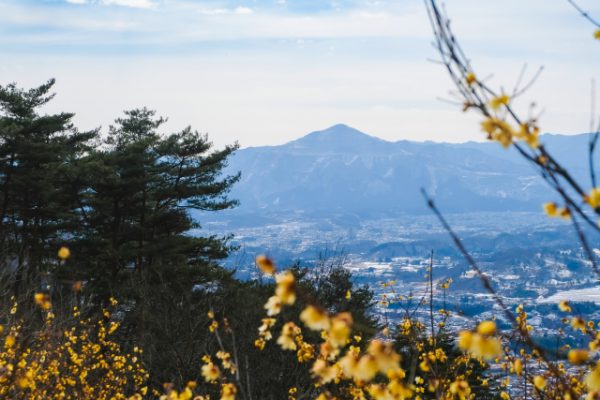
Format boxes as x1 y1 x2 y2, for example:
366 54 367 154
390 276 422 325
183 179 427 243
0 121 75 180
100 0 155 9
234 7 253 15
197 6 253 16
66 0 88 4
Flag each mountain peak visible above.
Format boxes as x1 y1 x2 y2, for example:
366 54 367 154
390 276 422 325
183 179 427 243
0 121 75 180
285 124 390 154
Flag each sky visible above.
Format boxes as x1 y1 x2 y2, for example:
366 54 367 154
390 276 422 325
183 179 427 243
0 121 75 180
1 0 600 148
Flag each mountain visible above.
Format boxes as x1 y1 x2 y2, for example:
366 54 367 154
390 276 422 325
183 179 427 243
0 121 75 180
207 124 590 225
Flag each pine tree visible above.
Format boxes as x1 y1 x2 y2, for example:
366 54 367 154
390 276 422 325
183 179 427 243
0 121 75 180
71 108 239 376
0 79 95 298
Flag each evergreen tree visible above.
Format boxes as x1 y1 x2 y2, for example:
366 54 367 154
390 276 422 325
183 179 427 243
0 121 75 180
70 108 239 379
0 79 95 298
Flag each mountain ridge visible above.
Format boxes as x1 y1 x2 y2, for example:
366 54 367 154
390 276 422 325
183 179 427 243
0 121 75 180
202 124 592 227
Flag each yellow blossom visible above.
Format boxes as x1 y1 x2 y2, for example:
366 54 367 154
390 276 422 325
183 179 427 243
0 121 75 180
220 383 237 400
586 188 600 209
201 362 220 383
449 379 471 400
355 355 378 382
572 317 587 333
328 312 353 348
34 292 52 310
595 29 600 40
481 117 514 148
533 375 546 391
264 296 282 316
543 202 559 217
587 363 600 391
489 94 510 110
58 246 71 260
465 72 476 86
300 305 330 331
255 255 276 275
476 320 496 336
559 300 572 313
512 359 523 376
568 349 589 365
275 271 296 305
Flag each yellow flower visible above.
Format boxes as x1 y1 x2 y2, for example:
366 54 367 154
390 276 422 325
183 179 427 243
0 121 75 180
568 349 589 365
481 117 514 148
220 383 237 400
458 331 473 350
477 320 496 336
201 362 220 383
489 94 510 110
367 340 401 374
533 375 546 391
465 72 476 86
277 322 300 350
559 300 572 313
264 295 282 316
339 348 360 378
472 336 502 360
5 335 15 348
311 359 338 384
449 379 471 400
586 188 600 209
345 290 352 300
517 123 540 149
254 338 266 350
594 29 600 40
255 255 275 275
300 305 330 331
275 271 296 305
586 363 600 391
512 359 523 376
354 355 378 382
34 292 52 310
328 312 353 348
58 246 71 260
572 317 587 333
543 202 558 217
559 207 571 220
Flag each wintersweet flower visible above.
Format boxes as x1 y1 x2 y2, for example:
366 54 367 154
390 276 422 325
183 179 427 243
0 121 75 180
533 375 546 391
275 271 296 305
449 379 471 400
300 305 330 331
465 72 476 85
220 383 237 400
587 363 600 391
586 188 600 209
58 246 71 260
201 362 220 383
543 202 559 217
328 312 353 348
568 349 589 365
489 94 510 110
559 300 573 313
481 117 514 148
264 296 282 316
354 355 378 382
255 255 275 275
367 340 401 374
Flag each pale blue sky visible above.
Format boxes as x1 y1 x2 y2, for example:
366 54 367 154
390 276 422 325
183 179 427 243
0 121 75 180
1 0 599 147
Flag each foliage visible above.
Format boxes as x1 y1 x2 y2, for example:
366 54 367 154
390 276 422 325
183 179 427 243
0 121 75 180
0 297 147 399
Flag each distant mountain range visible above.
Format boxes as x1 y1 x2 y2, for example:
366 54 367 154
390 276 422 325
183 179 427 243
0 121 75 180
206 124 591 224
